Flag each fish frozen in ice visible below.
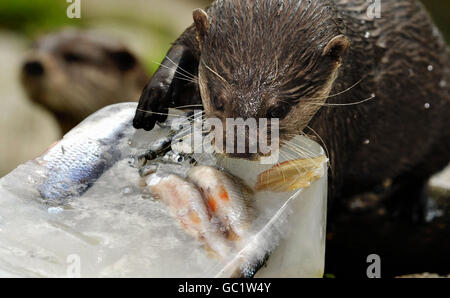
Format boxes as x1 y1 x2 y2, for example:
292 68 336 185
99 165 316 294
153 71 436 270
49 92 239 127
36 103 137 201
145 173 232 258
254 155 328 192
188 166 254 240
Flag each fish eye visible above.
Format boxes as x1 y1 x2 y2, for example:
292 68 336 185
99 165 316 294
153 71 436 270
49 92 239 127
211 95 224 111
267 104 290 119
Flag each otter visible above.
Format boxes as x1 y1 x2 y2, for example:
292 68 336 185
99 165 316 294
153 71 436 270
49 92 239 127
133 0 449 221
21 29 149 133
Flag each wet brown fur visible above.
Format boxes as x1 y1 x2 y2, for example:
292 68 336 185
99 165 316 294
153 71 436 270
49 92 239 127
134 0 450 221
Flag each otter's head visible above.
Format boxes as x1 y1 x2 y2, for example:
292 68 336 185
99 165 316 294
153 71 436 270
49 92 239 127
21 30 148 132
193 0 349 159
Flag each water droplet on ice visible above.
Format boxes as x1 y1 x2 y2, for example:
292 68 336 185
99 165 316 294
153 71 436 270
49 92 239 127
122 187 133 196
48 207 64 214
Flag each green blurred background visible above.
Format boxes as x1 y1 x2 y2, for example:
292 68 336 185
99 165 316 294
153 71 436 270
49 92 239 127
0 0 448 177
0 0 447 74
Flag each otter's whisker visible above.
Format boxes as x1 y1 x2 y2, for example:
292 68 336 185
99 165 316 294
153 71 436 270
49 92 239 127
307 93 376 107
173 104 204 109
202 61 230 86
152 61 196 81
170 121 208 142
165 56 197 79
136 109 183 118
170 112 209 141
278 76 366 102
176 110 206 125
173 75 198 84
305 125 331 169
309 75 367 101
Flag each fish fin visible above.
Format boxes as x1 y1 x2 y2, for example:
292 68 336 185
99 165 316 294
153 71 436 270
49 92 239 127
254 155 327 192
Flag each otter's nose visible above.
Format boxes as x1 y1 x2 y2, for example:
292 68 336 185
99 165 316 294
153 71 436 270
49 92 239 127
23 60 45 76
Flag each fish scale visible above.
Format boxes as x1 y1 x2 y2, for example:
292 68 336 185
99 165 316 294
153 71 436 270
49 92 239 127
188 166 254 240
37 103 136 201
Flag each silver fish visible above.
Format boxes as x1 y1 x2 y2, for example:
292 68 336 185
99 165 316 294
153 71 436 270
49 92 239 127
37 103 137 201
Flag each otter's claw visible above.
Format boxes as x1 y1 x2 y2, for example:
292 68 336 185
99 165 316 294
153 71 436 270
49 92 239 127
133 83 170 131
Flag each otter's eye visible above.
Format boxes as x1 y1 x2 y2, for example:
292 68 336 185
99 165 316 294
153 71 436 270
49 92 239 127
212 95 224 111
110 50 136 71
268 105 290 119
63 53 84 63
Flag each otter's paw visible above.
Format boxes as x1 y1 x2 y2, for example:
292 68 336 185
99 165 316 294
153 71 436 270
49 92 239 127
133 82 171 131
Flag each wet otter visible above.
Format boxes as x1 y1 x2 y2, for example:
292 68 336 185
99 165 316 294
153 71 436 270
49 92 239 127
22 29 149 133
133 0 449 221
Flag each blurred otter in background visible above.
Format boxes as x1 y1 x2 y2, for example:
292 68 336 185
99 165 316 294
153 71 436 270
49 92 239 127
21 30 149 133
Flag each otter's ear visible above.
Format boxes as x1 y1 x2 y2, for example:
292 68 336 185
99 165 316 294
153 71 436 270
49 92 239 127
193 8 209 44
322 35 350 64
